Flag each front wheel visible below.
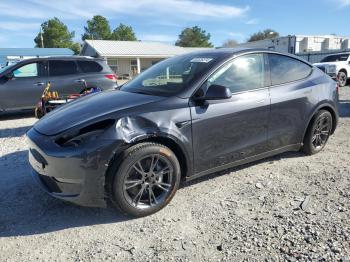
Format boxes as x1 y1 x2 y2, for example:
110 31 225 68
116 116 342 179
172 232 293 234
303 110 333 155
338 71 347 87
109 143 181 217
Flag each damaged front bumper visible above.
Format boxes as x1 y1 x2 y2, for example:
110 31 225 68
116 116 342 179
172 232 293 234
26 128 124 208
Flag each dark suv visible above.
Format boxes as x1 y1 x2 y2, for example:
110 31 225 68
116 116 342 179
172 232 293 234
27 49 339 217
0 56 117 111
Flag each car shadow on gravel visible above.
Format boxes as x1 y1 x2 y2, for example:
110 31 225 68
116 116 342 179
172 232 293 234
0 125 33 138
0 110 34 120
0 150 130 237
339 99 350 117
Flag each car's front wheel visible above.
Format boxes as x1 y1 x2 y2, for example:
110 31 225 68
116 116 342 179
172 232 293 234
303 110 333 155
109 142 181 217
338 71 347 87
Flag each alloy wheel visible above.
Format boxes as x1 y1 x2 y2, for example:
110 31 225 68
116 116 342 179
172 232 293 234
312 115 331 150
123 154 174 209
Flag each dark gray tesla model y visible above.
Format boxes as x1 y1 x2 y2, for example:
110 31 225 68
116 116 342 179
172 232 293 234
27 48 339 217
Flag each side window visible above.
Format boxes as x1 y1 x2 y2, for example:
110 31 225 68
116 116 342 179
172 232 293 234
268 54 312 85
207 54 265 93
77 60 103 73
49 60 78 76
13 63 38 78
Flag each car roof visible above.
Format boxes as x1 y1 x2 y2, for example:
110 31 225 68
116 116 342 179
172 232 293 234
14 56 103 64
185 47 313 66
323 52 350 56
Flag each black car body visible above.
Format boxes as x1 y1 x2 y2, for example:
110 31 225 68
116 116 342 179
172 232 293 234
0 56 117 111
27 48 339 217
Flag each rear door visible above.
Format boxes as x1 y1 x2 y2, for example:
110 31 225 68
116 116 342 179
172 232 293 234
76 60 117 90
48 60 85 95
0 61 47 110
266 53 314 150
190 53 271 175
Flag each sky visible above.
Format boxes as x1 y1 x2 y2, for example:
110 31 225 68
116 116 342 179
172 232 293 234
0 0 349 48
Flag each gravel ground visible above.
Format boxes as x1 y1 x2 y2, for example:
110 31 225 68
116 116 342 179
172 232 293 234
0 87 350 262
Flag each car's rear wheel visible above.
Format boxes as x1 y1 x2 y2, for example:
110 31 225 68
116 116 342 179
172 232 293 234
303 110 333 155
109 142 181 217
338 71 347 87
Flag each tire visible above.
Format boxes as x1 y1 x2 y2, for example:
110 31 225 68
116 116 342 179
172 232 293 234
108 142 181 217
303 110 333 155
34 106 43 119
338 71 347 87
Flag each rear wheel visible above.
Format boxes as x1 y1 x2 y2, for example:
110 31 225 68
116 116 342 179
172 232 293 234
303 110 332 155
338 71 347 87
109 143 181 217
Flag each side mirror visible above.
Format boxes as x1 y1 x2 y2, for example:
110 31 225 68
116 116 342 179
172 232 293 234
204 84 232 100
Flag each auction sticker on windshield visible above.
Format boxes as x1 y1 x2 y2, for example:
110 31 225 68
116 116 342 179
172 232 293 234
190 58 213 63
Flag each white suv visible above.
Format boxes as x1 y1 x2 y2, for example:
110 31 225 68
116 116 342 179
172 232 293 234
314 52 350 87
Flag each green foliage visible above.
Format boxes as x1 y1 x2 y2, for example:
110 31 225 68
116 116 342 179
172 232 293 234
111 23 137 41
82 15 111 40
247 29 279 42
34 17 80 54
175 26 213 47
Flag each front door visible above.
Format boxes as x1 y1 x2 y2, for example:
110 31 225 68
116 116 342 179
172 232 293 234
0 61 47 110
190 53 270 175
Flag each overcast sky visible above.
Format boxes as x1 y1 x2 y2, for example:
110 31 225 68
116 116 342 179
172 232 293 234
0 0 349 48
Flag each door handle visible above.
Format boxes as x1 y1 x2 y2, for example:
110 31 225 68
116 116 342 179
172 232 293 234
75 79 86 83
34 82 45 86
256 99 265 104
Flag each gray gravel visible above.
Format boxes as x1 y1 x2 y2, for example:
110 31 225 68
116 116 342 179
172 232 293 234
1 87 350 261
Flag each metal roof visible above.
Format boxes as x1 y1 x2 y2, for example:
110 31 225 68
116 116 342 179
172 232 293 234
83 40 211 58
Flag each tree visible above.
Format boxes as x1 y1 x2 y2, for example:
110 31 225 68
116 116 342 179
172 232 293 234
247 29 279 42
111 23 137 41
82 15 111 40
175 26 213 47
222 39 239 48
34 18 80 54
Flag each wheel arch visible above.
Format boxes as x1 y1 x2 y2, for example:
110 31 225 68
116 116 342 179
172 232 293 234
339 68 347 76
302 103 337 141
129 134 191 180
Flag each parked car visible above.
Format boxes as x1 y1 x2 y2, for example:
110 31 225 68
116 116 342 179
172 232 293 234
0 56 117 111
27 49 339 217
314 52 350 87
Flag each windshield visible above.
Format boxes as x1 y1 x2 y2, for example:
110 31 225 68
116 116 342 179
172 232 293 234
321 54 349 62
120 54 219 96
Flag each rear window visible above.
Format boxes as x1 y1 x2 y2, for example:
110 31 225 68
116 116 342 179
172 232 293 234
77 60 103 73
49 60 78 76
268 54 312 85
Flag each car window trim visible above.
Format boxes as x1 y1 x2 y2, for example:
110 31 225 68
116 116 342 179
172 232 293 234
191 52 268 97
48 60 79 77
266 53 313 88
12 62 42 79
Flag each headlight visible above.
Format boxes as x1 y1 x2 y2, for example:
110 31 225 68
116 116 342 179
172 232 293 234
55 119 115 147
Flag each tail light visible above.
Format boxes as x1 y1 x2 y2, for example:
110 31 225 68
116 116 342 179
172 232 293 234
336 82 339 93
105 74 117 82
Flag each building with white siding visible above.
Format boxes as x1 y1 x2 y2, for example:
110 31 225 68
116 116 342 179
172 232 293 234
81 40 210 78
236 35 350 63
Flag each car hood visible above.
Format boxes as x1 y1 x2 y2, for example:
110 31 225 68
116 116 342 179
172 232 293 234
34 90 164 136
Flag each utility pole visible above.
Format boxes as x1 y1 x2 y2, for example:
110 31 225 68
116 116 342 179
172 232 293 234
40 27 44 48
